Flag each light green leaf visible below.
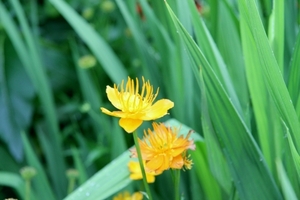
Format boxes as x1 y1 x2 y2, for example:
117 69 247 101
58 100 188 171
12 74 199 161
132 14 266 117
276 159 298 200
0 172 25 199
165 1 283 199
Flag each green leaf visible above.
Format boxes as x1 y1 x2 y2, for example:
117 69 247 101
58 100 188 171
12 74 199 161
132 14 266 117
0 172 26 199
288 32 300 116
268 0 285 71
286 130 300 179
238 0 300 150
276 159 298 200
165 1 283 199
191 143 222 199
0 34 34 161
64 149 132 200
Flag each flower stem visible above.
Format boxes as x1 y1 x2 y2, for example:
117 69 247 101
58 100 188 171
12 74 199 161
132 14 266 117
25 180 31 200
173 169 181 200
132 131 152 200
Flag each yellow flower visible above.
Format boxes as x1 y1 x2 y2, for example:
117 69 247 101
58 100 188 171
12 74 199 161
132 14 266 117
128 161 160 183
113 191 143 200
130 123 195 174
101 77 174 133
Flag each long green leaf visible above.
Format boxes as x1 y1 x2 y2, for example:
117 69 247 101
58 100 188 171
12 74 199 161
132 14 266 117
238 0 300 150
287 131 300 179
239 0 281 174
288 32 300 116
276 159 298 200
268 0 285 71
165 1 282 199
191 143 222 199
187 0 244 119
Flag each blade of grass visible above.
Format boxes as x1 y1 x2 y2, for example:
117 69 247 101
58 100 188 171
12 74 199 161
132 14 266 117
287 32 300 114
0 32 24 161
284 0 298 70
238 0 300 149
200 67 231 194
238 1 300 192
187 0 246 122
286 130 300 179
138 0 195 127
239 2 281 174
215 0 249 121
191 143 223 199
165 1 283 199
48 0 128 83
276 159 298 200
268 0 284 71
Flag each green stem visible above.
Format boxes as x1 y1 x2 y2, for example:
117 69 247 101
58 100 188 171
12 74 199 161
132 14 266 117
25 180 31 200
67 178 75 194
132 131 153 200
173 169 181 200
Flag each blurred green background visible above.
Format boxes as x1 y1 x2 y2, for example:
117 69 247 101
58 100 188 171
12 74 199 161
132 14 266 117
0 0 300 199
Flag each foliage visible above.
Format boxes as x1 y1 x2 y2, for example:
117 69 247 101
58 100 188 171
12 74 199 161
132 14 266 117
0 0 299 199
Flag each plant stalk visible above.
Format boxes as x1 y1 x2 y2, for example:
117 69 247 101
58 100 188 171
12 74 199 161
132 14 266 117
174 169 181 200
132 131 153 200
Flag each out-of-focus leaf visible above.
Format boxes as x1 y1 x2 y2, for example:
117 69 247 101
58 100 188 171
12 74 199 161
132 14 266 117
0 36 34 161
0 172 26 199
49 0 128 83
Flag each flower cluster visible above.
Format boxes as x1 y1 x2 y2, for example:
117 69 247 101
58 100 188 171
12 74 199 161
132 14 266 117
101 76 195 187
130 123 195 174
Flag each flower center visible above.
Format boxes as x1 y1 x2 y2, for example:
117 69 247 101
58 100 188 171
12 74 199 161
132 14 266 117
116 77 158 113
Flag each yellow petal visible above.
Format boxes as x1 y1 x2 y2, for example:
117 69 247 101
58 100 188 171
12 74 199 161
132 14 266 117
100 108 127 118
145 174 155 183
132 192 143 200
129 173 143 180
106 86 122 110
170 155 184 169
171 147 187 157
143 99 174 120
146 155 169 173
119 118 143 133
